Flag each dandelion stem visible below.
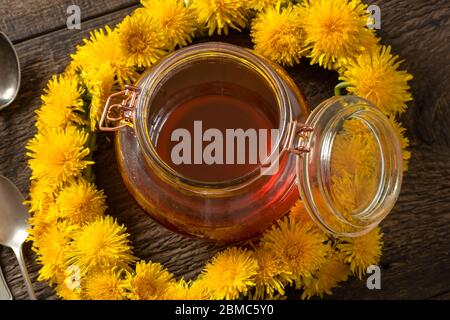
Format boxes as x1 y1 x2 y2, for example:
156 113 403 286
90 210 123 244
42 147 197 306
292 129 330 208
334 82 352 96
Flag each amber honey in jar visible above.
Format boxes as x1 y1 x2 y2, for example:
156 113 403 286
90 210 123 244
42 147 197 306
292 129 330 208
100 43 403 242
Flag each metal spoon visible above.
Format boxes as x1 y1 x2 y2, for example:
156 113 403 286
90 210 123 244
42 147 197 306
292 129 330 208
0 31 20 111
0 32 20 299
0 176 36 300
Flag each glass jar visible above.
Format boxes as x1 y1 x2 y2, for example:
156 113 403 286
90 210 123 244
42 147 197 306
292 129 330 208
100 43 403 242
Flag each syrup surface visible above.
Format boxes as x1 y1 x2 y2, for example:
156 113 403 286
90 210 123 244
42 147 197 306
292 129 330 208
155 84 277 183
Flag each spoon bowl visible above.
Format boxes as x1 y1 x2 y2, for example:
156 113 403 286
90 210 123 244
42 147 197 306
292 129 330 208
0 32 20 110
0 176 29 248
0 176 36 299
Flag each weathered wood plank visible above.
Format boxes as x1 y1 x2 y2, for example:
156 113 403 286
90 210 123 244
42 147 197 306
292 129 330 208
365 0 450 146
0 0 449 300
430 291 450 300
0 0 139 43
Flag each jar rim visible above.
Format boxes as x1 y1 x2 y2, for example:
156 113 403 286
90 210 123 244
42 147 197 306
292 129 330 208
133 42 293 193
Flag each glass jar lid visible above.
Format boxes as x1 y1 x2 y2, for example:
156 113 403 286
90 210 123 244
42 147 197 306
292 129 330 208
296 95 403 237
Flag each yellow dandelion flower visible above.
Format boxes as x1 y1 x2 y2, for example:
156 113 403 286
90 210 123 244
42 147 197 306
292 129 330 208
82 62 116 131
332 119 379 173
36 74 85 131
191 0 248 36
330 119 379 222
164 279 193 300
247 0 289 12
34 202 62 226
301 249 351 299
27 216 51 249
388 116 411 170
55 178 107 226
63 60 78 77
124 261 174 300
71 26 137 89
337 227 383 279
299 0 378 69
71 26 116 68
330 173 378 229
251 246 291 300
28 200 62 249
165 278 208 300
55 282 81 300
251 4 305 66
289 200 314 225
26 179 56 215
339 45 413 116
114 65 138 90
84 268 126 300
261 217 328 288
201 247 258 300
40 74 84 110
35 221 77 284
66 216 136 275
139 0 197 49
117 13 168 68
26 127 93 187
190 279 210 299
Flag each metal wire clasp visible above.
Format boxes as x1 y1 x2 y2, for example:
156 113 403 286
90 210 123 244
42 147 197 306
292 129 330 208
99 85 141 131
287 121 314 156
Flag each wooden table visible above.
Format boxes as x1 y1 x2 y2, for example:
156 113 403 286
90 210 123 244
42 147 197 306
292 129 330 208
0 0 449 300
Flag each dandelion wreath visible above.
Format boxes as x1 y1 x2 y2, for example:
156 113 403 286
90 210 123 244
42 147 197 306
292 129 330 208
26 0 413 300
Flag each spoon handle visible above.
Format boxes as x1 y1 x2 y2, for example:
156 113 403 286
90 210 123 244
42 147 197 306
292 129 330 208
0 266 12 300
12 245 37 300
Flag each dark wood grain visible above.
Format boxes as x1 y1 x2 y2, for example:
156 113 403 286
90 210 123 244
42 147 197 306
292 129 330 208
366 0 450 146
0 0 139 43
431 291 450 300
0 0 449 300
